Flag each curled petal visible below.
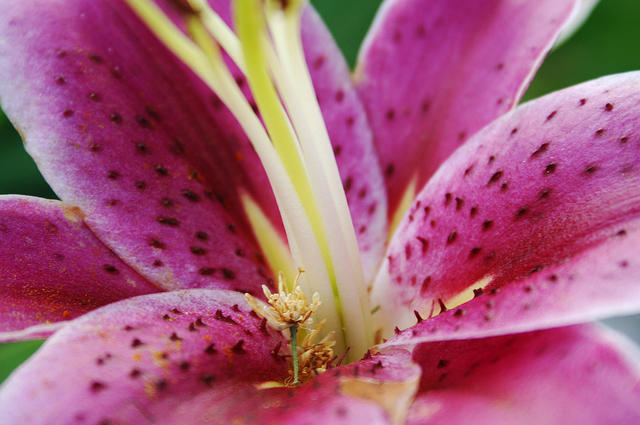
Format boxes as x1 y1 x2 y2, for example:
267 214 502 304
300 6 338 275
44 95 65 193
385 220 640 345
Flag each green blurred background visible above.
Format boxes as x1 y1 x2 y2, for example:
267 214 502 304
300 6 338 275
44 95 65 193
1 0 640 383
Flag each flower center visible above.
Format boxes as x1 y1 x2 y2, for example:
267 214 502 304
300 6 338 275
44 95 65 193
246 269 336 385
124 0 374 361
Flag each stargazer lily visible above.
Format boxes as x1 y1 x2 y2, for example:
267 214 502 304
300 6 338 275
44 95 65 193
0 0 639 423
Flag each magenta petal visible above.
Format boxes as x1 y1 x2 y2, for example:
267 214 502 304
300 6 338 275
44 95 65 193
163 347 419 424
0 290 289 424
373 72 640 333
407 326 640 425
356 0 577 216
0 289 419 425
0 1 272 291
0 195 158 342
271 348 420 425
0 0 388 290
387 220 640 345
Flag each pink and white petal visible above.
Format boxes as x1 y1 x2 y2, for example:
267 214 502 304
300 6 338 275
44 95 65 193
144 381 395 425
0 289 418 425
0 0 271 292
386 219 640 345
272 348 420 425
373 72 640 334
0 196 158 342
355 0 577 217
161 347 419 424
0 289 289 424
205 1 389 282
407 325 640 425
1 0 387 291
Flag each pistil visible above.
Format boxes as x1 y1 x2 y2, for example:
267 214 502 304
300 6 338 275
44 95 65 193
125 0 373 362
263 0 373 355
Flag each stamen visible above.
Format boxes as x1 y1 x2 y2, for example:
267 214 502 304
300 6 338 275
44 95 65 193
234 0 349 351
240 193 296 285
295 319 336 384
263 0 374 358
127 0 374 360
290 325 300 384
245 270 321 330
184 0 247 71
246 270 335 385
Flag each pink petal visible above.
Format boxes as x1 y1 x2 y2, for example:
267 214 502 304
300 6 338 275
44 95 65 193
373 72 640 334
0 0 387 288
0 1 269 292
407 325 640 425
0 290 288 424
0 195 158 342
356 0 577 217
163 347 419 424
0 289 418 424
272 348 419 425
386 220 640 345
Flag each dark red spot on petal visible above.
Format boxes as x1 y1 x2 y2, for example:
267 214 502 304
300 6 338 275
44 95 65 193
90 381 106 393
487 170 503 185
232 340 246 354
103 264 118 274
531 142 550 159
190 246 206 255
544 163 557 175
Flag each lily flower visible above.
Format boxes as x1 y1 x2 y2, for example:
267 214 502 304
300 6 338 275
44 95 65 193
1 0 640 423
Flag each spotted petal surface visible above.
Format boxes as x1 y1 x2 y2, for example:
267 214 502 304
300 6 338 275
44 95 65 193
0 0 269 292
160 347 419 425
385 219 640 346
0 290 420 425
372 72 640 334
356 0 577 217
0 0 387 291
0 196 158 342
407 326 640 425
0 290 287 424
